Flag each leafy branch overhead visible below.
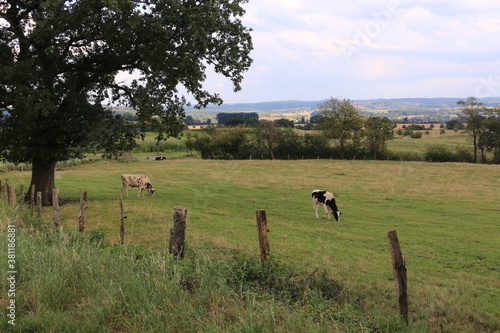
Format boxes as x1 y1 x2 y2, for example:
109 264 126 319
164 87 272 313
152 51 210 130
0 0 253 204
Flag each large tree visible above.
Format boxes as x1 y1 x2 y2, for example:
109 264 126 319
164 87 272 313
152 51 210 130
0 0 253 204
317 97 363 159
364 116 395 160
457 97 486 163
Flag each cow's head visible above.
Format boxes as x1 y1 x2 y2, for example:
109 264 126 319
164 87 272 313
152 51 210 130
328 198 341 221
146 183 155 196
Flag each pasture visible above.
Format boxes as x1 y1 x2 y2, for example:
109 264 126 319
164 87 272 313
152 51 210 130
2 158 499 332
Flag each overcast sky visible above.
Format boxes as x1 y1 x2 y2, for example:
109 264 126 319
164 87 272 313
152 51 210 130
201 0 500 104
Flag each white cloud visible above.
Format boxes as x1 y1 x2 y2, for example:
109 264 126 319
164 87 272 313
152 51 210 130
201 0 500 103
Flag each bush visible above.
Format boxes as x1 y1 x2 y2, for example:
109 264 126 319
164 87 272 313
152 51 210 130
424 144 474 162
135 140 185 153
410 131 423 139
193 127 249 159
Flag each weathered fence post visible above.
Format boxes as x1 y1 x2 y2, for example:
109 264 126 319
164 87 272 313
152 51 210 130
119 197 125 245
78 190 87 232
387 229 409 324
6 179 11 203
30 185 35 214
169 207 187 259
53 188 60 227
256 209 270 263
37 191 42 217
9 186 16 205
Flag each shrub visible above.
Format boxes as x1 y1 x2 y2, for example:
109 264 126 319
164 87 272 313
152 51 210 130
425 145 455 162
424 144 474 162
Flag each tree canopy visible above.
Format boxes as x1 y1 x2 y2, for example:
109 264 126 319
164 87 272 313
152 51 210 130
0 0 253 204
317 97 363 159
216 112 259 125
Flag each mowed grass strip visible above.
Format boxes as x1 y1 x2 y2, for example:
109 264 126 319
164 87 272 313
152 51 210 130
4 158 500 331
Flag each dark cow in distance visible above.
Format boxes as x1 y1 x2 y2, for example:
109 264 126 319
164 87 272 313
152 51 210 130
312 189 341 221
121 174 155 197
153 156 167 161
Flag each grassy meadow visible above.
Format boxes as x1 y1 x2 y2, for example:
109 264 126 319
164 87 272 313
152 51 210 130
1 157 499 332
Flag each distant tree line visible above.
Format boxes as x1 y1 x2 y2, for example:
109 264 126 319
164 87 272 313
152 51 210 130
192 98 396 160
216 112 259 126
188 97 500 164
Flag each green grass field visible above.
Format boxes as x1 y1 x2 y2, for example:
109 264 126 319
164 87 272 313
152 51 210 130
1 158 499 332
388 130 470 158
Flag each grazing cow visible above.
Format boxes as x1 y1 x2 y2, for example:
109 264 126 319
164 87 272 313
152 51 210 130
121 174 155 197
153 156 167 161
311 189 341 221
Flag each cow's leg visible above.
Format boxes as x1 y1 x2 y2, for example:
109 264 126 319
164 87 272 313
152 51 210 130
121 184 129 198
137 186 143 197
323 205 330 219
313 200 320 218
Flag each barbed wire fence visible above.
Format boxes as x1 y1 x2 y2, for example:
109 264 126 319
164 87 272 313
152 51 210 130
2 178 499 324
136 202 497 323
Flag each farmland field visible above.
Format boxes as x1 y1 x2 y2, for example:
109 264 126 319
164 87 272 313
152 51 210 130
1 158 499 331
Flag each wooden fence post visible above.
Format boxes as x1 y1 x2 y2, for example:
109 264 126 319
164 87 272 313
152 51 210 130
78 190 87 232
119 197 125 245
256 209 270 263
30 185 35 214
387 229 409 324
169 207 187 259
37 192 42 217
9 186 16 205
53 188 60 227
6 179 11 203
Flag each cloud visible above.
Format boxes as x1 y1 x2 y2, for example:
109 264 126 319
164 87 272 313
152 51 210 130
183 0 500 103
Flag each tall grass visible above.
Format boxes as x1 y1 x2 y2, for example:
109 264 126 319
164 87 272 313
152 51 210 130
0 200 409 332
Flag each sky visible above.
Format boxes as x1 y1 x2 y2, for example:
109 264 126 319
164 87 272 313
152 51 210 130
200 0 500 104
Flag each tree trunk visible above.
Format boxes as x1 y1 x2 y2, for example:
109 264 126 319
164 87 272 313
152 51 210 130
27 160 57 206
473 130 478 163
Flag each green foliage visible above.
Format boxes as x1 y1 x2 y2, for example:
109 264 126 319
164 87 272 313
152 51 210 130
445 119 465 130
194 126 249 159
424 144 474 162
317 97 364 159
364 117 396 160
405 124 426 130
135 139 185 154
274 130 334 159
192 116 396 160
216 112 259 125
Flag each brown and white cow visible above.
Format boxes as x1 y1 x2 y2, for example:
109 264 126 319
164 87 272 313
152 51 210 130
121 174 155 197
312 189 341 221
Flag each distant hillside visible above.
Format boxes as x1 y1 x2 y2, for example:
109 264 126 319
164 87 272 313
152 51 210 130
186 100 322 112
114 97 500 123
189 97 500 112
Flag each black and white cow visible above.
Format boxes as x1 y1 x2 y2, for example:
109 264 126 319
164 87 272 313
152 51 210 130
311 189 341 221
153 156 167 161
121 174 155 197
